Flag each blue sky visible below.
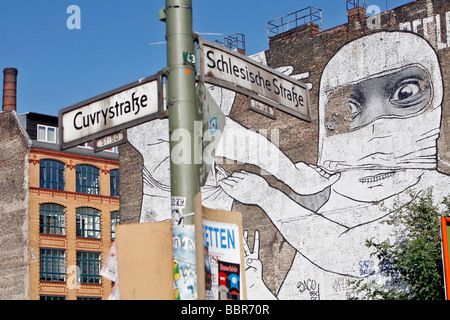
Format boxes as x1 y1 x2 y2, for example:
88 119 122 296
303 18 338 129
0 0 414 116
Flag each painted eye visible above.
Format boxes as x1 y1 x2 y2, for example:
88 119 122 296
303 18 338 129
390 80 423 106
348 100 361 120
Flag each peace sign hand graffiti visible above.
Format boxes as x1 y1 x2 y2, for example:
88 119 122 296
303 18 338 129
244 230 277 300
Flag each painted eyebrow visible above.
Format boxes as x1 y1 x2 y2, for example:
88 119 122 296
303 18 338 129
388 68 430 87
349 88 365 105
394 75 427 85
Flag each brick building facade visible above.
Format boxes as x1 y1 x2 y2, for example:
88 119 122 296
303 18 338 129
0 111 30 299
27 146 119 300
0 69 120 299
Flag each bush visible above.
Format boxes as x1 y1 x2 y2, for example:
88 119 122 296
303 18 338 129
350 190 450 300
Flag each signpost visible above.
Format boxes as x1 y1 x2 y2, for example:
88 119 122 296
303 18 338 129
198 36 311 121
163 0 200 300
58 73 164 150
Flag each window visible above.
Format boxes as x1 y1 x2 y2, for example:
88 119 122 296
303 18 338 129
40 295 66 300
39 160 65 191
79 142 118 152
77 251 101 284
78 141 93 149
110 169 119 197
76 207 101 239
37 125 57 143
40 203 66 236
76 164 100 195
110 211 120 240
105 146 119 153
40 248 66 282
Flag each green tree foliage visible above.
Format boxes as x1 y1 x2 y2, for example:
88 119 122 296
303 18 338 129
350 190 450 300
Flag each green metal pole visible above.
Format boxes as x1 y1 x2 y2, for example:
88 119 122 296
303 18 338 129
164 0 200 300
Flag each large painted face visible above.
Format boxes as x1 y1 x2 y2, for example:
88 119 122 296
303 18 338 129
347 65 432 130
317 32 443 202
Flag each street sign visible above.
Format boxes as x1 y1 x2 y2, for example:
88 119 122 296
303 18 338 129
59 73 164 150
183 51 196 65
196 82 226 187
94 130 127 153
248 98 276 119
197 37 311 122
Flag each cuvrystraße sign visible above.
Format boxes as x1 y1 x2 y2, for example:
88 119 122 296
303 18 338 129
59 73 163 150
198 37 311 121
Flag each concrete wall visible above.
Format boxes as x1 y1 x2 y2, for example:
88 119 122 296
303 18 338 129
0 111 30 299
120 0 450 299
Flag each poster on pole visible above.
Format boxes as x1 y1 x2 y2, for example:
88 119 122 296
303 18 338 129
203 219 242 300
173 225 198 300
194 192 247 300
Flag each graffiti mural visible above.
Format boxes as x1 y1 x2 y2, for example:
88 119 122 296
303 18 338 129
126 30 449 299
127 118 171 223
399 10 450 51
215 31 449 299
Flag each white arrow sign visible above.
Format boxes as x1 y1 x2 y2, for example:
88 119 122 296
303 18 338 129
196 82 226 187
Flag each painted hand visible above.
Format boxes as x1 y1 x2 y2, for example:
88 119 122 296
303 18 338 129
244 230 276 300
286 162 340 195
218 170 269 205
202 164 234 210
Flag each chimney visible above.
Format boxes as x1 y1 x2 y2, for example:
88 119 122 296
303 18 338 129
2 68 18 112
347 6 366 24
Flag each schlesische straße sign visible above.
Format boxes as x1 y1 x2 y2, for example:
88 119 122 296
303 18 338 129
198 37 311 122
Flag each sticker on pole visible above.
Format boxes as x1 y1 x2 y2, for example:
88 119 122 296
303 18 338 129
173 226 197 300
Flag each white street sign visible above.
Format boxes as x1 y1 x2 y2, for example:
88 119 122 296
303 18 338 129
59 73 163 150
198 37 311 121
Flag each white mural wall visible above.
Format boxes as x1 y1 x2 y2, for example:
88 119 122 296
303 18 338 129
127 30 449 299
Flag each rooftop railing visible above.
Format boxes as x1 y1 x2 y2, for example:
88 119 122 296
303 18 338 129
267 6 323 38
215 33 246 54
